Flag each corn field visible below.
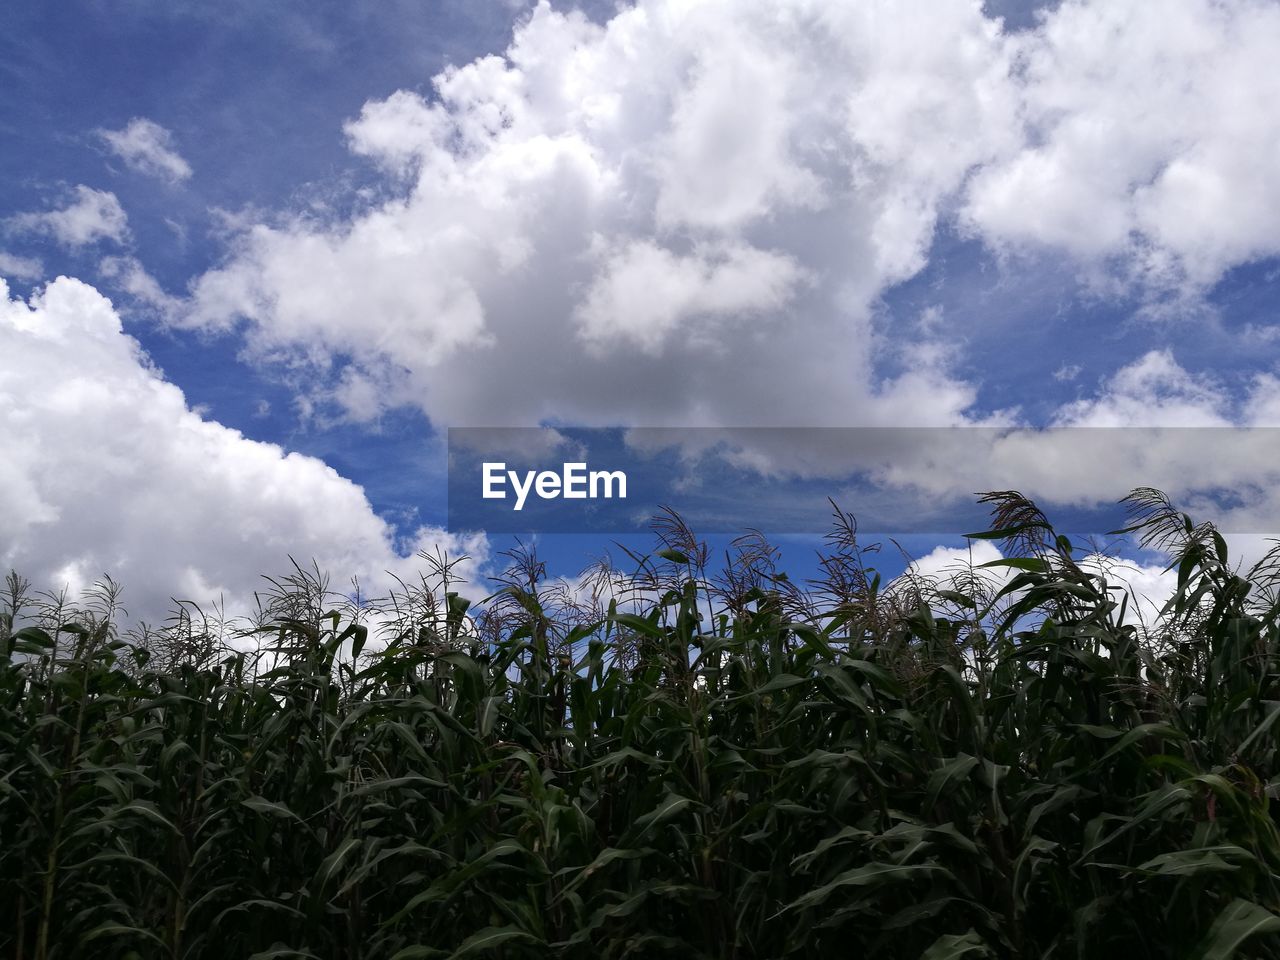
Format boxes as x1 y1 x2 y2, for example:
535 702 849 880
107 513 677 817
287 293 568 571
3 489 1280 958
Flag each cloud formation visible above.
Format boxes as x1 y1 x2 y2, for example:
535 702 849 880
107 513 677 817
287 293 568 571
99 118 193 184
182 0 1019 429
1051 351 1234 428
0 277 484 623
170 0 1280 440
0 252 43 282
964 0 1280 295
11 0 1280 618
8 186 130 249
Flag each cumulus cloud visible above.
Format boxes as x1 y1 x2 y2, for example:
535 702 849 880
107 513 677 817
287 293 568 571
907 540 1006 586
964 0 1280 295
847 350 1280 518
183 0 1019 429
574 239 809 355
605 348 1280 536
8 186 129 249
14 0 1274 607
98 118 193 184
1051 350 1233 428
0 277 485 623
10 0 1280 633
164 0 1280 554
170 0 1280 443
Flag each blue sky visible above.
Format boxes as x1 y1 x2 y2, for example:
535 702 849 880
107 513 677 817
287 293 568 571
4 0 1280 620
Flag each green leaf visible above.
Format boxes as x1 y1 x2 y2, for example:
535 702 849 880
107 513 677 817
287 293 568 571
976 557 1050 573
630 792 696 837
609 612 665 638
1136 846 1252 877
1238 700 1280 754
446 926 538 958
920 930 993 959
556 846 651 898
315 837 362 890
82 923 168 948
755 673 810 694
114 799 180 835
926 753 979 812
478 695 502 737
1095 722 1184 766
1192 898 1280 959
247 947 321 960
787 863 941 911
242 796 305 822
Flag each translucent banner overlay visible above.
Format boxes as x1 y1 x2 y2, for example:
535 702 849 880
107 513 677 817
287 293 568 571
446 427 1280 534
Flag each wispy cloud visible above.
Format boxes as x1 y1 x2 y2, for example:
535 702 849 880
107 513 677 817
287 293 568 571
0 251 43 281
8 185 129 249
98 118 192 184
98 255 180 318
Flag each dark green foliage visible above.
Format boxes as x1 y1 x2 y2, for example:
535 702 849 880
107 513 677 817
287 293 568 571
2 492 1280 958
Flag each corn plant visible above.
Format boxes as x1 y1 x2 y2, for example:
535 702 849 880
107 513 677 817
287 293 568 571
2 490 1279 958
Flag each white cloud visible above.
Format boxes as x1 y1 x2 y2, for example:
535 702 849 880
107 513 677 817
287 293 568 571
574 239 809 355
99 118 193 184
616 350 1280 536
183 0 1019 428
651 10 825 233
8 186 130 249
907 540 1006 585
344 90 451 175
1079 553 1178 629
833 352 1280 518
1051 350 1233 428
11 0 1280 630
0 252 43 282
98 255 181 318
0 276 486 623
1053 363 1081 382
874 355 1280 534
173 0 1280 439
1240 373 1280 428
964 0 1280 295
13 0 1274 607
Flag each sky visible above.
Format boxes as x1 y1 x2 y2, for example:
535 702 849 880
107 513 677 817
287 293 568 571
4 0 1280 623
